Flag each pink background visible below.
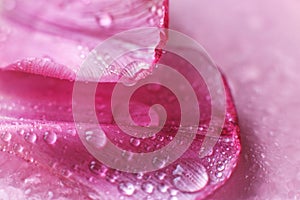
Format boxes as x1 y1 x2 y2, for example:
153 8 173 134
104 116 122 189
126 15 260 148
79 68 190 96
170 0 300 199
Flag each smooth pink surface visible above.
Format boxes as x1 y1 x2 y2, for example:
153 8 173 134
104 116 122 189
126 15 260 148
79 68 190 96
170 0 300 199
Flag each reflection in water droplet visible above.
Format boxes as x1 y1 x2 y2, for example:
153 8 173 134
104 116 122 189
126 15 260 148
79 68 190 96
85 129 107 148
24 132 37 144
1 132 12 142
118 182 135 196
96 14 113 28
172 160 209 193
43 131 57 144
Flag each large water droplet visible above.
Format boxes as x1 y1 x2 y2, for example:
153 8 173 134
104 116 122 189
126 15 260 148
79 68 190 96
24 132 37 144
172 160 209 193
85 129 107 148
118 182 135 196
43 131 57 144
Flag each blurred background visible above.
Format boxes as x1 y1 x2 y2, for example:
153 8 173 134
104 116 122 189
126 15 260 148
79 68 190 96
170 1 300 199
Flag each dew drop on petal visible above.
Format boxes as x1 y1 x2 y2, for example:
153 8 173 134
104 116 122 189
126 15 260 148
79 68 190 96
155 171 166 180
85 129 107 148
215 171 223 178
43 131 57 144
152 156 167 169
172 160 209 193
141 182 154 194
24 132 37 144
1 132 12 142
158 183 168 193
13 144 23 153
217 163 225 171
96 14 113 28
130 137 141 147
118 182 135 196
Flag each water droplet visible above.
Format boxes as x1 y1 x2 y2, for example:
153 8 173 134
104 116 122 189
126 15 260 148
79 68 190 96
24 132 37 144
156 8 163 16
158 183 168 193
173 164 184 175
43 131 57 144
216 163 225 171
47 191 54 199
1 132 12 142
62 169 72 178
141 182 154 194
19 129 25 135
215 171 223 178
13 144 23 153
136 172 144 180
172 160 208 193
89 161 108 176
85 129 107 148
96 14 113 28
148 18 155 26
66 128 77 136
150 5 157 13
130 138 141 147
155 171 166 180
118 182 135 196
152 156 168 169
169 188 178 196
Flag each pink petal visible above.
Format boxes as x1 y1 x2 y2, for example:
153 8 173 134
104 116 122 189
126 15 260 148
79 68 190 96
0 0 241 199
0 0 168 80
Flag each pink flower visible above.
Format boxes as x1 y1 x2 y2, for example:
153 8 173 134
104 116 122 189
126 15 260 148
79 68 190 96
0 0 242 199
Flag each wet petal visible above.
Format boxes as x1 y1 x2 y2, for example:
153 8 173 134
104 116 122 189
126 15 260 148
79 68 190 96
0 0 168 80
0 0 241 199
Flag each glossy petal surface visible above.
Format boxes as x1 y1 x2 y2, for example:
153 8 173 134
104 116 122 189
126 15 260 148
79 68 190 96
0 0 242 199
